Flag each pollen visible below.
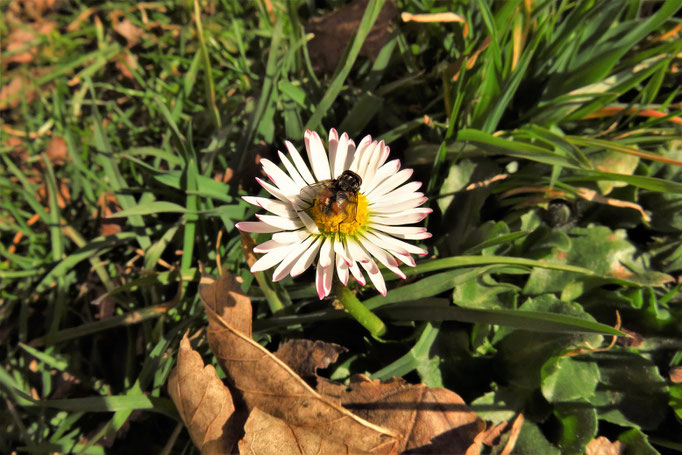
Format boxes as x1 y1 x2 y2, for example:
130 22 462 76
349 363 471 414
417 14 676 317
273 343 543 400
311 193 369 236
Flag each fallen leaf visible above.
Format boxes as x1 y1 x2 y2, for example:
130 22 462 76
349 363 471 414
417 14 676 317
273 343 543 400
201 273 400 454
306 0 398 73
168 333 240 455
275 339 348 381
4 21 57 66
239 407 373 455
317 375 484 453
670 367 682 383
585 436 624 455
114 51 139 80
198 271 484 454
45 136 69 165
0 75 37 110
110 12 145 47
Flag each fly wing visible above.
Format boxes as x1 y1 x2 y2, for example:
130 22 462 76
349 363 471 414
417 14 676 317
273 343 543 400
299 181 331 203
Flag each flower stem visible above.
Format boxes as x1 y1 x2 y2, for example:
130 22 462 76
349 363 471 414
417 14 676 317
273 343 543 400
333 281 386 338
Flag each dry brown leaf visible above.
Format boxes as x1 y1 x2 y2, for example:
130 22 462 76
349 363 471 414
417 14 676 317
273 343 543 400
45 136 69 165
670 366 682 383
199 272 483 454
201 273 401 454
306 0 398 73
239 407 373 455
168 333 240 455
499 413 523 455
275 339 348 380
318 375 484 453
585 436 624 455
0 75 37 111
110 12 145 47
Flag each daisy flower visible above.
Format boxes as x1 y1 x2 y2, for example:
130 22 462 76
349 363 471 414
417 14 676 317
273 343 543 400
236 129 431 299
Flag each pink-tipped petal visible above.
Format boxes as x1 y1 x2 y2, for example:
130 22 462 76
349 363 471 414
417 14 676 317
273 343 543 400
236 221 282 234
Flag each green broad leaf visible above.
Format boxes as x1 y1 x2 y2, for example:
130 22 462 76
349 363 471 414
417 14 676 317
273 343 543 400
436 159 476 214
541 357 600 403
511 420 560 455
109 201 186 218
589 351 668 430
524 226 668 296
471 387 533 425
452 275 517 310
372 323 442 387
495 295 604 389
588 149 640 195
618 428 659 455
554 403 597 455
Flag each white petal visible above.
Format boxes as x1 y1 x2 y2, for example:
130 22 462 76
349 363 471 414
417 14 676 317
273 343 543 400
305 130 331 181
358 141 383 191
254 239 291 253
286 140 315 184
316 261 333 299
251 242 299 273
371 208 432 225
256 177 293 204
371 181 422 204
369 229 428 256
354 141 378 179
361 159 400 194
395 252 417 267
371 196 428 214
366 168 414 198
272 236 315 282
291 236 323 277
260 158 300 196
242 196 295 218
332 132 350 178
278 151 307 190
376 144 390 169
344 138 356 171
371 225 432 240
346 238 372 263
236 221 282 233
328 128 339 177
336 254 349 285
333 237 349 265
348 260 366 285
349 135 372 173
295 210 321 235
360 258 386 296
319 237 334 268
272 229 310 244
256 214 303 230
360 230 409 255
359 236 406 279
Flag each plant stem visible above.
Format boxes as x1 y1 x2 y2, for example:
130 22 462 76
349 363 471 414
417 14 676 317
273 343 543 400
333 281 386 338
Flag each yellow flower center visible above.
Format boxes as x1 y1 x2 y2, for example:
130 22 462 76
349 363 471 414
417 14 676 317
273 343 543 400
311 193 369 236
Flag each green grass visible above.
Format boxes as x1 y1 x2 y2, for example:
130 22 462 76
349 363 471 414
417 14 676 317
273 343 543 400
1 0 682 453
